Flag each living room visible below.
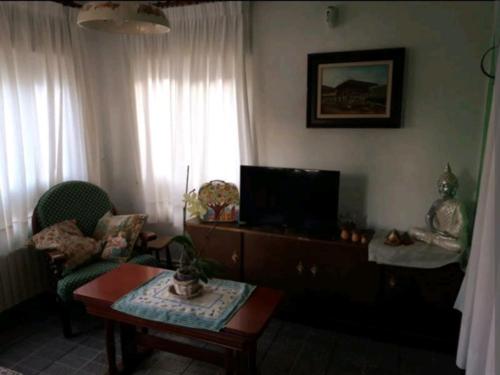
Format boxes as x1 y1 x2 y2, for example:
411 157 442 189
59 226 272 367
0 1 497 375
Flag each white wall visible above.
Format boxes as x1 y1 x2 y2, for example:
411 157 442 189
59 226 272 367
251 1 493 230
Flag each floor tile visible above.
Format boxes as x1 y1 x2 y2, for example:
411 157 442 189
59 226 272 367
132 368 151 375
80 336 106 351
432 352 461 375
56 352 89 369
42 338 78 353
34 347 66 361
0 348 30 363
183 360 220 375
79 360 106 374
1 304 461 375
0 359 16 369
68 345 100 361
17 354 53 372
39 362 77 375
147 368 178 375
153 353 191 374
11 363 40 375
291 328 335 375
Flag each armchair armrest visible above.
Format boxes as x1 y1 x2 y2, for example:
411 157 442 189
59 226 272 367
45 249 66 281
140 231 158 242
138 231 158 253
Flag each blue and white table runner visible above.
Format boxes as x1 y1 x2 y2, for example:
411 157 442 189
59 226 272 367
112 270 256 332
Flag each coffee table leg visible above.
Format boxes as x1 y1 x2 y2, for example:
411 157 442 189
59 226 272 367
105 320 118 375
224 348 235 375
248 341 257 375
120 323 138 372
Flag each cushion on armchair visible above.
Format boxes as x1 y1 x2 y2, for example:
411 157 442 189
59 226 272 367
31 220 101 272
93 211 147 262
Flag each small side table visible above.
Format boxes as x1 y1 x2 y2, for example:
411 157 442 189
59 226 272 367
148 236 174 269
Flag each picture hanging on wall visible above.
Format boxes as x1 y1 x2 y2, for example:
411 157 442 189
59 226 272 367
306 48 405 128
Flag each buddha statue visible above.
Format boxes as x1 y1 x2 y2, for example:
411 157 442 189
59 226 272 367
409 163 468 253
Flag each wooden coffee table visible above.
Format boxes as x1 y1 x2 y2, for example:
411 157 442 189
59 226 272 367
73 263 283 375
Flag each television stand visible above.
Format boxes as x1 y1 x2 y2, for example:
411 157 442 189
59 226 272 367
186 219 463 351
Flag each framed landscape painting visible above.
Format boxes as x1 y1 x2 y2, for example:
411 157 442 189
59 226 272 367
306 48 405 128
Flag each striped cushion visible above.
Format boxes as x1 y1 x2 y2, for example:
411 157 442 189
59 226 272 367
57 254 159 301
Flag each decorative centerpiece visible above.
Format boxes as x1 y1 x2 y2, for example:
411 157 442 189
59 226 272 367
198 180 239 222
409 163 468 252
338 215 373 245
183 180 239 223
170 235 223 299
384 229 414 246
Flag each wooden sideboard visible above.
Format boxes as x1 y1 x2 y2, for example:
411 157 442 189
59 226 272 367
186 219 464 350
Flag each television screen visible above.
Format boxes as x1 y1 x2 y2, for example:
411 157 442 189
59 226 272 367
239 165 340 236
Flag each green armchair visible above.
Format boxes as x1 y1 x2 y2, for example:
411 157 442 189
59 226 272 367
32 181 159 337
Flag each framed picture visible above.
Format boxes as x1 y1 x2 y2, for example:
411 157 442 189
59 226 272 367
306 48 405 128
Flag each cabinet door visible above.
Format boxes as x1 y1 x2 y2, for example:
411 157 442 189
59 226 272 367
186 225 242 281
244 233 307 292
299 240 379 305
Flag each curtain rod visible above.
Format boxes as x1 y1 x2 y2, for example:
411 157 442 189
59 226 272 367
52 1 218 9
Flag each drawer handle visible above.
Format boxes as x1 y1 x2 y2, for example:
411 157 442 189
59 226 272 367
388 275 396 288
296 261 304 275
231 251 239 264
310 264 317 277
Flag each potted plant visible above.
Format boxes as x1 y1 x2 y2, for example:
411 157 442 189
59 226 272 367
170 234 223 298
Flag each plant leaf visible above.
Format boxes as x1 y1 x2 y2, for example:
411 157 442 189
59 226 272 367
170 234 195 248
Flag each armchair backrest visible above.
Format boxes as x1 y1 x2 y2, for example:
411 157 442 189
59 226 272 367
32 181 114 237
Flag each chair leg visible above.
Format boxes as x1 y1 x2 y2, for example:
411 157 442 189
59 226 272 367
57 296 73 338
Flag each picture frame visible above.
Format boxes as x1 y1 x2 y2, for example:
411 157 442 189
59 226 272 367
306 48 405 128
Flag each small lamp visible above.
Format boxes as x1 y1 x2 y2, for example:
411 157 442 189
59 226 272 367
77 1 170 34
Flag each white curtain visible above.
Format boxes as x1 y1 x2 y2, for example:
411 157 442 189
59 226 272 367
455 57 497 373
0 2 89 253
126 1 255 229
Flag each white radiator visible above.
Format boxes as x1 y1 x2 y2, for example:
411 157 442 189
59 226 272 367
0 248 49 312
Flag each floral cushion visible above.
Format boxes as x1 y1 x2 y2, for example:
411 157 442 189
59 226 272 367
31 220 100 272
30 219 80 251
93 211 147 262
101 233 129 261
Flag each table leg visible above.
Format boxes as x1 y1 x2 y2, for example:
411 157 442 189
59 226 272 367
248 341 257 375
105 320 118 375
224 348 235 375
120 323 138 373
165 244 173 269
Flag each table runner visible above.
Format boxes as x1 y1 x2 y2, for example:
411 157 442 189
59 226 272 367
368 233 464 269
112 270 256 331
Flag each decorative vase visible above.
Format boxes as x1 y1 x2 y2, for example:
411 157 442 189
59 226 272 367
351 230 360 243
340 228 350 241
172 272 202 298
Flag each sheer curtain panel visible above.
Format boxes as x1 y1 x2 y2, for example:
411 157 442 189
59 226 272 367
127 2 255 229
0 2 88 253
455 54 497 375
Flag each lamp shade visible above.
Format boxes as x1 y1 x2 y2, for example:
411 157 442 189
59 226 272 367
77 2 170 34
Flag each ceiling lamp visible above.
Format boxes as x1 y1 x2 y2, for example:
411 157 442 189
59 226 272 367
77 2 170 34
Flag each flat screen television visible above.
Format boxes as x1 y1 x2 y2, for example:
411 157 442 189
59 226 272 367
239 165 340 236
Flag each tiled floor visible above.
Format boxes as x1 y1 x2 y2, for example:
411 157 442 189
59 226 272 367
0 306 462 375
